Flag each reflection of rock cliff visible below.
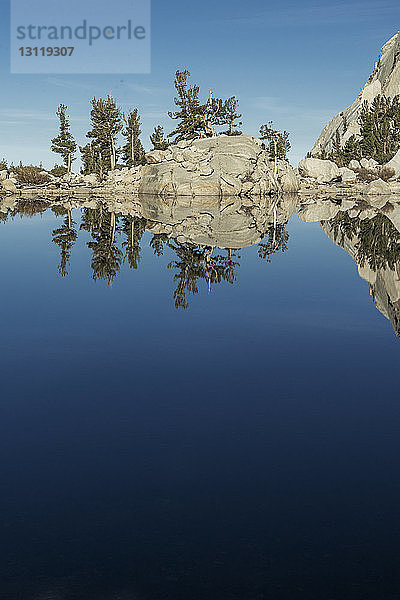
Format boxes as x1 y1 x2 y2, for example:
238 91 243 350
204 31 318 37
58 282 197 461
320 208 400 337
311 31 400 157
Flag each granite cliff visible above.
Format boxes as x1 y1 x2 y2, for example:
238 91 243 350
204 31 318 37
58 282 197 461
311 31 400 157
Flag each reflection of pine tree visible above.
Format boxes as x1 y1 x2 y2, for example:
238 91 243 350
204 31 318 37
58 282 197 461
150 233 169 257
80 206 103 237
168 242 204 309
258 223 289 262
329 212 400 272
167 243 240 309
357 215 400 271
215 249 240 284
87 211 123 284
51 208 77 276
330 212 359 246
121 216 146 270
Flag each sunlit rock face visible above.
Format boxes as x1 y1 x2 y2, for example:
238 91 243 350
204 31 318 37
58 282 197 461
134 135 299 198
311 31 400 158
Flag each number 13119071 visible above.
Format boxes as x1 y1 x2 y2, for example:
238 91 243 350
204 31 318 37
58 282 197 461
18 47 75 57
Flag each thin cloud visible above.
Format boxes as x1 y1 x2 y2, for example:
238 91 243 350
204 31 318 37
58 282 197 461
223 0 398 27
46 77 97 91
0 108 87 124
0 108 52 121
126 82 162 95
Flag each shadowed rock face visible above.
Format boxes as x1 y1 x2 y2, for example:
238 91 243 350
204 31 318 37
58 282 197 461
311 31 400 157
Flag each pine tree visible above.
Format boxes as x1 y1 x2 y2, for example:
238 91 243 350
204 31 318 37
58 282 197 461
330 129 345 166
122 109 146 167
200 91 226 137
342 135 361 165
150 125 170 150
358 95 400 163
260 122 291 161
168 70 203 142
80 141 108 177
87 95 123 172
51 104 76 174
222 96 242 136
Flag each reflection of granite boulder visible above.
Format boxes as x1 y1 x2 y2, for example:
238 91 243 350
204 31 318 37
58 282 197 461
135 135 299 198
134 194 298 249
365 179 391 196
298 199 341 222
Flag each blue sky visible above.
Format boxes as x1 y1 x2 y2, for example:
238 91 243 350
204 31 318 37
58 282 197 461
0 0 400 169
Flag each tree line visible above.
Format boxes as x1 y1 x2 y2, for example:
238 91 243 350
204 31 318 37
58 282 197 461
316 94 400 166
49 69 291 177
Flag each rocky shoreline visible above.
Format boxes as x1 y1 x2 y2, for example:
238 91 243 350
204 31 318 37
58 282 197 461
3 143 400 203
0 135 299 201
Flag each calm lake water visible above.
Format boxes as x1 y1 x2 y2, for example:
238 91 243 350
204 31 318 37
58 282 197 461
1 194 400 600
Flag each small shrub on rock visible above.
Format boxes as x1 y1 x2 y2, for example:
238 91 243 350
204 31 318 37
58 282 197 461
354 166 396 182
355 167 380 182
13 165 50 185
379 167 396 181
50 164 68 177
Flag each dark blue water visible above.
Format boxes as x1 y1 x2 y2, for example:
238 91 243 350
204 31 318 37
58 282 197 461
1 198 400 600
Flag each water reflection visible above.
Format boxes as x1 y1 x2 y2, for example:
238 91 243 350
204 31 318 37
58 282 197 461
0 195 295 309
52 207 78 277
323 211 400 337
298 194 400 338
2 193 400 334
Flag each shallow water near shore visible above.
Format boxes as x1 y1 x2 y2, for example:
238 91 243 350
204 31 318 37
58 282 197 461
1 196 400 600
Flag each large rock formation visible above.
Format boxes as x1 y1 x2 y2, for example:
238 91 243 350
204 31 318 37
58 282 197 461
0 136 299 200
311 31 400 157
0 179 17 194
124 135 299 197
298 157 340 182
